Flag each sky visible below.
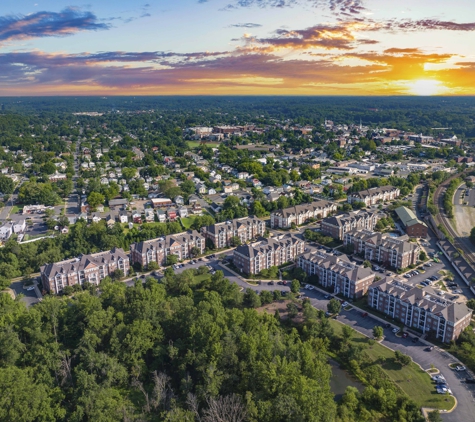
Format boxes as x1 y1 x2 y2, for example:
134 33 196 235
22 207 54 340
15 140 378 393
0 0 474 95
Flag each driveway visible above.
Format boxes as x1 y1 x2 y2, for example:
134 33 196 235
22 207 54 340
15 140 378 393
9 280 40 307
305 289 475 422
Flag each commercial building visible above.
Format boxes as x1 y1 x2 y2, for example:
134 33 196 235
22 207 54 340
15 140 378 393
40 247 130 294
321 210 379 240
201 216 266 249
347 186 400 206
233 234 304 275
270 200 337 229
130 230 205 268
395 206 428 238
344 230 420 269
298 250 375 299
368 278 472 342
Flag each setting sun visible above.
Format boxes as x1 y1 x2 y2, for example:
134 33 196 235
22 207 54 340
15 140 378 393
408 79 449 96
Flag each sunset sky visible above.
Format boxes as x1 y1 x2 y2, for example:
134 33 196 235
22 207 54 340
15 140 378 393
0 0 474 95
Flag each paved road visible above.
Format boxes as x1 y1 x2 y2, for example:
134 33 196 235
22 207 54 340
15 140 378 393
305 288 475 422
10 280 40 307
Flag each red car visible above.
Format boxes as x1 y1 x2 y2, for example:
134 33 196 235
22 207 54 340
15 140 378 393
402 332 408 338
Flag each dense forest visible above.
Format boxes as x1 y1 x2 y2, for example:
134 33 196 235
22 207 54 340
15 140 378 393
1 96 475 137
0 270 425 421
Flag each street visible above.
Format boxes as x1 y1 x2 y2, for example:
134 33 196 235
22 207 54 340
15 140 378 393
305 288 475 422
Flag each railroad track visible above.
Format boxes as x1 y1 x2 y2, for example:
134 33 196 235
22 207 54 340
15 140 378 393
432 172 475 267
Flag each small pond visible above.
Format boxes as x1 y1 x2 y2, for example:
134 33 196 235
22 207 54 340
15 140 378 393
329 359 365 401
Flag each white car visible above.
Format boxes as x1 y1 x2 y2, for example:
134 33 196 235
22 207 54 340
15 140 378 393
392 327 400 334
26 286 35 291
436 386 452 395
342 301 349 307
455 365 466 372
308 286 315 291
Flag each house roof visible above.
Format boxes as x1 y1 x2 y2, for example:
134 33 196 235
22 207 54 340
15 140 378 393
395 206 427 229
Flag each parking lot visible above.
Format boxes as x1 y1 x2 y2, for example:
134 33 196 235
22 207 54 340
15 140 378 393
304 287 475 422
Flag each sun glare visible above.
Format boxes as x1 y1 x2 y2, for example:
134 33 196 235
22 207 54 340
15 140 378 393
408 79 448 96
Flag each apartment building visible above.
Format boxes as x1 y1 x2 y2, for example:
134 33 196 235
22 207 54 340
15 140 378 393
233 234 304 275
298 250 375 299
321 210 379 240
344 229 420 269
40 247 130 294
347 185 400 206
130 230 205 268
201 216 266 249
270 200 337 229
368 278 472 342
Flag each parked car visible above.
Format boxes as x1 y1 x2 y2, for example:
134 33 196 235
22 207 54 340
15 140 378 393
324 294 330 299
455 365 466 372
426 346 434 351
342 301 349 307
465 378 475 384
361 312 368 318
26 286 35 291
269 281 274 286
402 332 408 338
384 323 391 328
392 327 400 334
412 337 419 343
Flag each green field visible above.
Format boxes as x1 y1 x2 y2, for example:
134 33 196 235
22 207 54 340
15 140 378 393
187 141 220 149
330 320 455 410
180 216 197 229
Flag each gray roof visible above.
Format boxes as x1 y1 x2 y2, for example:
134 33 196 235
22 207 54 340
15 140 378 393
371 278 472 324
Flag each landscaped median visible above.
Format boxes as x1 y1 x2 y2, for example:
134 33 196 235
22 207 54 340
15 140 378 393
329 319 456 411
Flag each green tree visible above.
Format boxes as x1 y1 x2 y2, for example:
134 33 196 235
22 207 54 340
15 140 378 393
286 302 299 318
373 325 384 340
363 260 372 268
243 288 261 308
419 251 427 261
327 298 341 315
0 175 14 194
290 279 300 294
87 191 105 210
230 236 242 247
166 254 178 266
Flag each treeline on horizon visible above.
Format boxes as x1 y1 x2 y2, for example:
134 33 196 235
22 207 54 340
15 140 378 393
0 96 475 137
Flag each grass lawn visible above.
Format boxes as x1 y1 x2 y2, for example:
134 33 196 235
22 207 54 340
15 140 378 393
180 216 197 229
10 205 22 214
329 319 455 410
187 141 220 149
194 273 211 283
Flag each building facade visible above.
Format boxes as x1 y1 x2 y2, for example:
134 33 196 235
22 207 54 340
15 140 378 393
395 206 428 238
298 251 375 299
130 230 205 268
347 186 400 206
368 278 472 342
40 247 130 294
321 211 379 240
270 200 337 229
344 229 420 269
201 216 266 249
233 234 304 275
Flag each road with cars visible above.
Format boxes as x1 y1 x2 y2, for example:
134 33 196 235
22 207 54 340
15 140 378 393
304 287 475 422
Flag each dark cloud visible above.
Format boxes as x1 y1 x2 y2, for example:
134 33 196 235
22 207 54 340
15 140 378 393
0 7 109 42
230 23 262 28
393 19 475 31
